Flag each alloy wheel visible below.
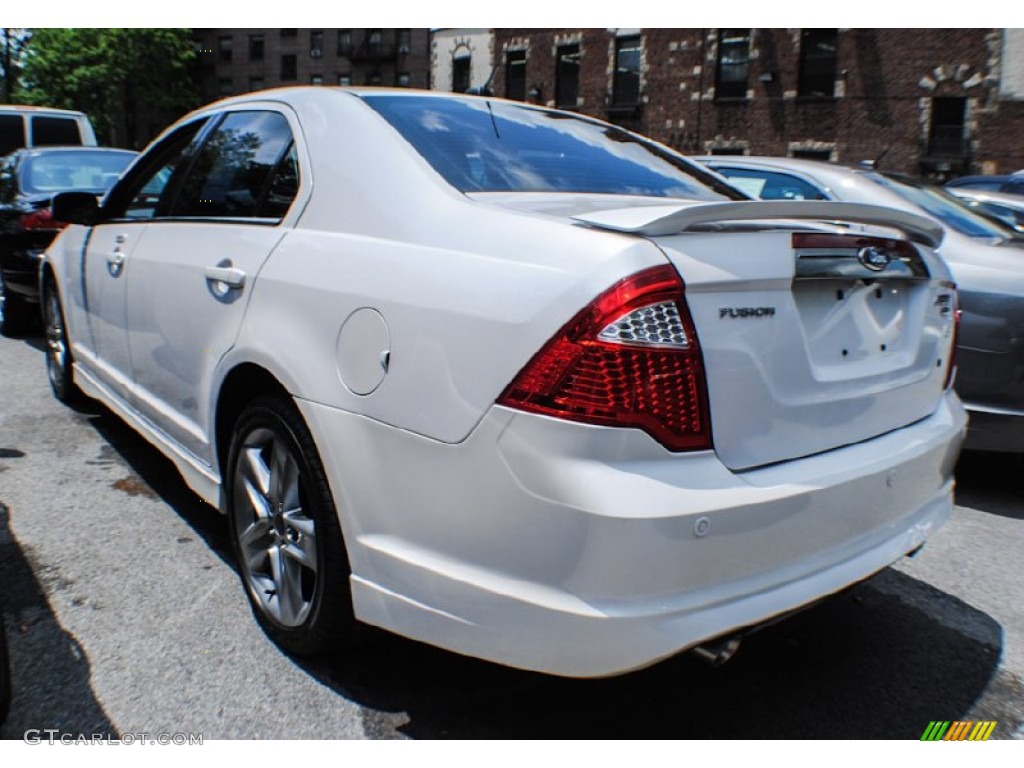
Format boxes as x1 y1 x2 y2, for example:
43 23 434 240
232 426 319 628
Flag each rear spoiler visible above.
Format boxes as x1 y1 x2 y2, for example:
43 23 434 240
572 201 944 249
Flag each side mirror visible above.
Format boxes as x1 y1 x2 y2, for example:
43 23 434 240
52 191 99 226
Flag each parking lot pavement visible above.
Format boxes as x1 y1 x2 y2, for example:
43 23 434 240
1 330 1022 740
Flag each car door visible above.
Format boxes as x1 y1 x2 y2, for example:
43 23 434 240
124 108 302 464
77 119 209 401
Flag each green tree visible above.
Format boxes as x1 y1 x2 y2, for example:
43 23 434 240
20 28 199 148
1 28 30 102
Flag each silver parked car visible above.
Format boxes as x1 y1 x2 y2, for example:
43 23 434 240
700 156 1024 453
946 187 1024 234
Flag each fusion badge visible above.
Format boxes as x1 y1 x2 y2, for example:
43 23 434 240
719 307 776 319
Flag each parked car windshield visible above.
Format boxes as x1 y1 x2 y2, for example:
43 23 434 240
363 95 743 201
20 150 135 194
868 172 1017 240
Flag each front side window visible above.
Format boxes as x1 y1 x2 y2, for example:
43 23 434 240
104 119 209 221
612 35 642 106
555 44 581 108
798 29 838 98
716 29 750 99
505 50 527 101
31 116 82 146
171 111 297 220
363 95 743 201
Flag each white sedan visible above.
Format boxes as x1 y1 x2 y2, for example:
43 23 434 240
43 88 965 677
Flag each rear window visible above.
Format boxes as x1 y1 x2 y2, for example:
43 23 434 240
869 172 1017 239
0 114 26 156
362 95 741 201
31 116 83 146
21 150 136 194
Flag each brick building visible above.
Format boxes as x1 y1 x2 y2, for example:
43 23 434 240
191 28 431 102
492 29 1024 179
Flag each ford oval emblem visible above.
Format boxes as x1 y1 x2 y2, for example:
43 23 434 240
858 246 892 271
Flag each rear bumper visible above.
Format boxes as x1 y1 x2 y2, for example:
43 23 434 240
299 392 966 677
0 247 45 301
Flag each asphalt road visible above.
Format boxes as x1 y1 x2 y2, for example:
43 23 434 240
1 328 1022 740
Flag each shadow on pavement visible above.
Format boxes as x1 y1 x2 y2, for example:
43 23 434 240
79 393 1007 739
0 501 118 739
955 451 1024 521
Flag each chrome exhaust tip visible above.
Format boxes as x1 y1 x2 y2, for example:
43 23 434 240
691 635 743 667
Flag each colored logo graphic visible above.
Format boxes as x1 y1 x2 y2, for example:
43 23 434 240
920 721 997 741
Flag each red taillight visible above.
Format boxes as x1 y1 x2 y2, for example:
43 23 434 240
497 265 712 451
19 208 67 232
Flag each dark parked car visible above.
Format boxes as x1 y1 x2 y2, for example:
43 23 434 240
946 172 1024 197
0 146 136 334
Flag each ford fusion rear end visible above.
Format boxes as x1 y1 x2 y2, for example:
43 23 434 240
44 89 967 678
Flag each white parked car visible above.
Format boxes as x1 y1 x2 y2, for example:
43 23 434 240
43 89 965 677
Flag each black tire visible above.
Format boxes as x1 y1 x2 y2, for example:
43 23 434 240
42 279 83 405
225 395 358 656
0 271 31 337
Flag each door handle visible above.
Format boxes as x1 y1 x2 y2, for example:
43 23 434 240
204 265 246 296
106 251 125 277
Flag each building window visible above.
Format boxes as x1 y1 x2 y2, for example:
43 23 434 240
555 43 581 108
791 148 833 161
281 29 297 39
928 97 968 156
311 74 323 85
249 34 264 61
505 50 527 101
798 29 838 98
396 72 411 87
310 30 323 58
398 29 411 55
612 35 642 107
217 77 233 96
338 73 352 86
249 76 265 92
367 30 383 52
281 54 297 81
367 72 382 86
452 55 471 93
217 35 233 63
710 146 746 155
715 29 750 99
338 30 352 55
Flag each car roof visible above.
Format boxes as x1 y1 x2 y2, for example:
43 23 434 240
19 145 135 156
0 104 89 117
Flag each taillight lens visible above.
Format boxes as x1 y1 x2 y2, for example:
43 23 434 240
19 208 67 232
498 265 712 451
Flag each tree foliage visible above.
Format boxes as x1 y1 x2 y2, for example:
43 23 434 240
1 28 30 102
20 28 199 148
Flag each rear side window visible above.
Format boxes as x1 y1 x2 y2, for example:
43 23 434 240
713 167 828 200
31 116 82 146
171 111 296 220
0 115 26 156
